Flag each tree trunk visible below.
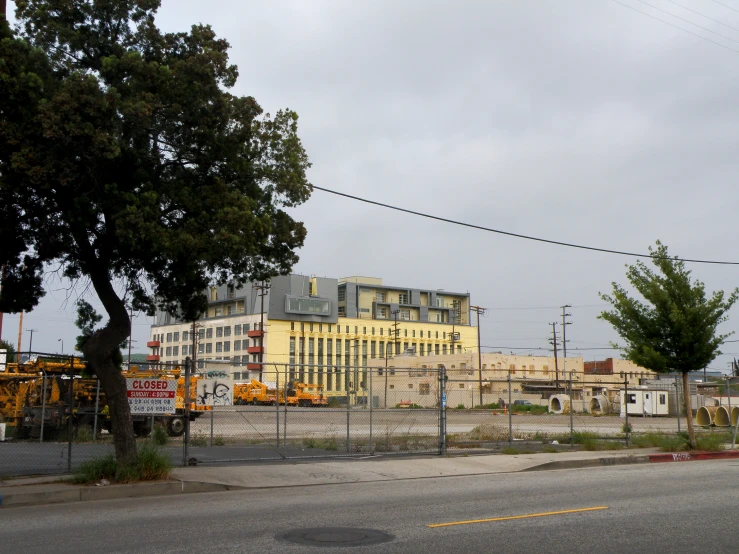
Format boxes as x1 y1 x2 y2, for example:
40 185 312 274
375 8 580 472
683 371 695 449
82 271 137 464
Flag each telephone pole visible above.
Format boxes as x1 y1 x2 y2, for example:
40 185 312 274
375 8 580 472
550 322 560 388
561 305 572 387
0 265 6 342
253 281 270 380
127 305 134 366
470 305 486 406
385 309 400 408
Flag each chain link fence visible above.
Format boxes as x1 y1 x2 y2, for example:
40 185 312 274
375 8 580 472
2 356 736 476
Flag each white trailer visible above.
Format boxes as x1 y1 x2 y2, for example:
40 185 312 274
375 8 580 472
620 388 669 417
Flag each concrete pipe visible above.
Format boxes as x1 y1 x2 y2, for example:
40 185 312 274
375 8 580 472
696 406 718 427
732 406 739 427
714 405 732 427
549 394 571 415
589 395 611 415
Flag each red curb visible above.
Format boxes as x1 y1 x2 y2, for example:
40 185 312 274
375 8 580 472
648 450 739 463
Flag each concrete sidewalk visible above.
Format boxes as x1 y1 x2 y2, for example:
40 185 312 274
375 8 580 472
4 447 739 509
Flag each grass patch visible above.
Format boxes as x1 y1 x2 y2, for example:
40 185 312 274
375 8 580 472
189 433 207 447
73 443 172 484
695 432 729 452
151 424 168 446
510 405 548 415
74 425 94 443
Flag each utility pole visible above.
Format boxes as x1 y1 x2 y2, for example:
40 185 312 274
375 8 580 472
550 322 560 389
470 306 486 407
26 328 38 355
17 311 23 354
561 305 572 388
253 281 270 380
127 305 134 366
191 321 200 373
385 309 400 408
0 265 6 342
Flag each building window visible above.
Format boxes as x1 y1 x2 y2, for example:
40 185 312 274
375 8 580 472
183 331 189 342
206 328 213 339
338 288 346 302
234 324 241 336
234 340 241 351
371 341 376 359
435 344 440 355
379 342 385 358
443 344 447 355
377 307 387 318
224 341 231 352
412 330 415 338
338 306 346 316
224 326 231 337
408 384 413 389
354 326 358 334
399 293 408 304
216 327 223 338
244 323 250 332
173 346 179 356
216 342 223 353
166 332 172 343
198 343 204 354
199 328 205 340
182 345 188 356
206 343 213 354
420 383 430 395
165 346 172 356
420 344 425 356
173 331 180 342
215 307 223 316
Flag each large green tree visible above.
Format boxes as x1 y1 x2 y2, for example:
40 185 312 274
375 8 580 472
599 242 737 448
0 1 311 463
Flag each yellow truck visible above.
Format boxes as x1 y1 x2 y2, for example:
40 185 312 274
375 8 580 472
288 382 329 407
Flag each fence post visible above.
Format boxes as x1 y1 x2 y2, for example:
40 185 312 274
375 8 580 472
276 366 280 449
283 366 288 448
209 406 214 447
40 369 47 443
507 373 513 448
183 356 191 467
675 374 681 435
624 374 630 447
569 372 574 447
346 368 350 453
439 365 447 455
369 366 373 455
92 379 100 440
67 357 74 473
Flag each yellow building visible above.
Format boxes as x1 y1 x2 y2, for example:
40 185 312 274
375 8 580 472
148 274 477 396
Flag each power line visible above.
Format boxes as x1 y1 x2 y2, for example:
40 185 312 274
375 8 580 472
635 0 739 44
312 185 739 265
666 0 739 33
711 0 739 14
609 0 739 54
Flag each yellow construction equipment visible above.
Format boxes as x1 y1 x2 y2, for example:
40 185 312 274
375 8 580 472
288 382 329 407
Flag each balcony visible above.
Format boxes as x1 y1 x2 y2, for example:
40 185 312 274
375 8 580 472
146 354 160 361
246 363 262 371
247 329 264 338
247 346 264 354
146 340 161 348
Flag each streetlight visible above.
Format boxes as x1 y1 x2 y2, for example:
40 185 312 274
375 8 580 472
58 338 63 354
25 328 38 355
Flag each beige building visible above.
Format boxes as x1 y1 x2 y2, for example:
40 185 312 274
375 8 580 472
367 353 658 409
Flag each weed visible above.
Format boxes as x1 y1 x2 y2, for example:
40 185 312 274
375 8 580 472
456 404 466 410
541 446 560 453
622 422 633 434
189 433 207 447
72 444 172 484
213 435 226 447
502 447 521 455
571 431 600 445
74 425 94 443
695 432 729 452
151 424 168 446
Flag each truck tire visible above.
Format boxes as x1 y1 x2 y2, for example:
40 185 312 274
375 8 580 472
167 416 186 437
133 421 151 437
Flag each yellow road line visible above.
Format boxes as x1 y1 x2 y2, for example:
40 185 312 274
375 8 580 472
427 506 609 528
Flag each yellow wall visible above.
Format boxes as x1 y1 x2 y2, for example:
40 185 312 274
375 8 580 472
262 317 478 394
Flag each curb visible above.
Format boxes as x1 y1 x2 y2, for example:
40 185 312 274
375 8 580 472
523 455 651 472
647 450 739 463
0 480 241 509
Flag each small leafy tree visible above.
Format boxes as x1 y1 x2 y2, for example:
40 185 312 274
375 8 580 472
0 2 311 463
599 241 738 448
0 339 16 362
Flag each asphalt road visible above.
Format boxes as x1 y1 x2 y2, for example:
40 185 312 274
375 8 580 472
2 459 737 553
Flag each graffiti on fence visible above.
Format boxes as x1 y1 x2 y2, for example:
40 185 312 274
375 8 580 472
196 378 234 406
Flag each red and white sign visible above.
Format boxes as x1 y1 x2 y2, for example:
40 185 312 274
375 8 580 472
126 378 177 414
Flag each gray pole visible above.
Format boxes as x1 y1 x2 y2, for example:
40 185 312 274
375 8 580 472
369 366 373 454
569 371 574 447
183 356 191 467
439 365 447 455
675 374 681 434
283 366 287 448
624 374 630 447
507 373 513 447
67 358 74 473
39 369 47 442
345 368 350 453
209 405 214 447
276 367 280 449
92 379 100 440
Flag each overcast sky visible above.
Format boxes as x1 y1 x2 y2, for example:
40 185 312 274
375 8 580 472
4 0 739 374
